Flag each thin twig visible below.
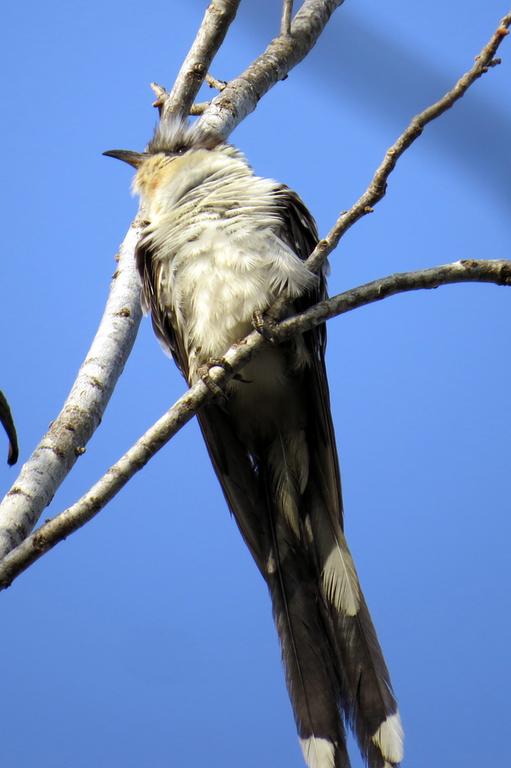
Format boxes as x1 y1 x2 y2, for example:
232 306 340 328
190 102 210 115
277 259 511 339
281 0 293 35
305 12 511 276
150 81 168 109
205 73 227 90
0 257 509 589
263 12 511 326
154 74 223 114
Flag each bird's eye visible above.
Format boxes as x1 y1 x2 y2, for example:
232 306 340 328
173 145 187 155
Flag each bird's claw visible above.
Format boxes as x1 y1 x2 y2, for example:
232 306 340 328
198 358 233 399
252 310 278 342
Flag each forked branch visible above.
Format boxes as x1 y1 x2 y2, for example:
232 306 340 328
0 9 509 572
0 0 342 558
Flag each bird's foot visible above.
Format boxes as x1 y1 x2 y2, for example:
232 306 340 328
198 358 233 399
252 310 279 342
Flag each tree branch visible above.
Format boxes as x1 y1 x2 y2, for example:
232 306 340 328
305 12 511 276
194 0 345 139
281 0 294 36
277 259 511 339
0 257 509 590
160 0 241 120
0 223 144 559
254 11 511 328
0 8 508 564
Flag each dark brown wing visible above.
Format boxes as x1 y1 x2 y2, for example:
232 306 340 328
276 185 344 529
136 233 190 381
195 405 270 569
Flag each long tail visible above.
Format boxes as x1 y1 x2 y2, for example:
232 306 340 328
197 397 403 768
266 430 403 768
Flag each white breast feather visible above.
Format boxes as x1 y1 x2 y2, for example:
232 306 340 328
141 148 315 379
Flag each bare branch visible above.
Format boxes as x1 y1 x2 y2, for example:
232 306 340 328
195 0 345 139
190 101 210 115
305 12 511 275
0 334 262 589
205 73 227 91
160 0 241 120
281 0 294 36
278 259 511 340
150 81 168 109
0 224 144 558
1 257 509 590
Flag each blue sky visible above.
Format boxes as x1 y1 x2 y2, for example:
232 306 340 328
1 1 510 767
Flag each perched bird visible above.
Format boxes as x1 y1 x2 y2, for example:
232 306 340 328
104 118 403 768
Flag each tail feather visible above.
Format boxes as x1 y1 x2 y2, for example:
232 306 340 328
264 456 350 768
309 494 403 765
268 560 350 768
300 734 345 768
305 437 404 768
197 378 403 768
309 499 360 617
333 601 403 767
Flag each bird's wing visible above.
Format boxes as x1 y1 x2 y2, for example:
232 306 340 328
136 232 190 380
275 186 343 528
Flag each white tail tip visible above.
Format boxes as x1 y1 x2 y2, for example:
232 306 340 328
299 736 336 768
372 711 404 763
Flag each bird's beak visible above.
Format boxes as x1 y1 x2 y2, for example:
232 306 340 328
102 149 146 168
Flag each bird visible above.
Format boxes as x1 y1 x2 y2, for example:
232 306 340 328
104 116 403 768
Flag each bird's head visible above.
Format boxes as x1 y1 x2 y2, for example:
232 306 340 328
103 117 241 201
